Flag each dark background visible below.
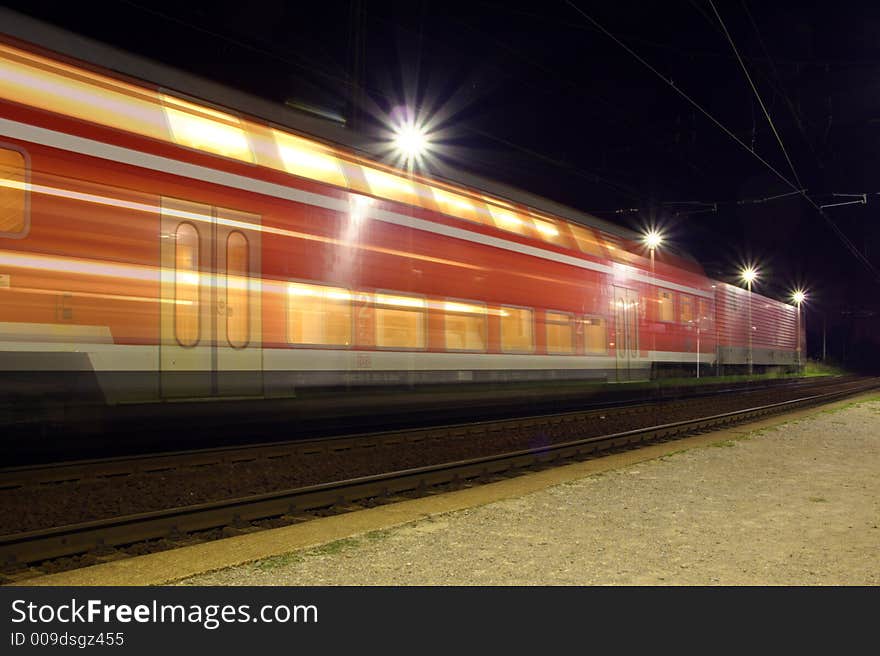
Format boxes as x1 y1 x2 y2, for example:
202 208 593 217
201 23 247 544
5 0 879 369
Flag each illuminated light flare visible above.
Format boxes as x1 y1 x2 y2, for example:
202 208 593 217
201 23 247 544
740 266 758 285
643 229 663 250
393 122 429 161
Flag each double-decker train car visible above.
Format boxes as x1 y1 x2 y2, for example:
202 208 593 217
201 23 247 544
0 11 801 409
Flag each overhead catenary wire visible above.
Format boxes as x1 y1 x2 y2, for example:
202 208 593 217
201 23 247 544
562 0 799 192
708 0 803 190
708 1 880 280
563 0 880 284
739 0 824 172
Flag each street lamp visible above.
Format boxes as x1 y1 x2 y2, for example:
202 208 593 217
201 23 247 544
792 289 806 372
643 229 663 280
643 229 664 356
393 119 430 166
740 266 758 377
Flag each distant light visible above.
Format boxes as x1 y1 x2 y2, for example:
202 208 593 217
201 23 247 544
792 289 806 305
740 266 758 285
393 121 429 161
643 229 663 250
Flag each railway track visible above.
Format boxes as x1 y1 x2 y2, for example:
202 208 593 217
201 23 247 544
1 376 876 572
0 374 851 487
3 373 850 466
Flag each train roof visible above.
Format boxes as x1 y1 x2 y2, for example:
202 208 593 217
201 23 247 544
0 7 703 270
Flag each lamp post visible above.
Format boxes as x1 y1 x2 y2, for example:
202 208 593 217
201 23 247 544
740 267 758 377
792 290 806 372
643 229 663 358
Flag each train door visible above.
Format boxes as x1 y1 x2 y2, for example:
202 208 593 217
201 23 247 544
160 198 262 398
613 286 640 381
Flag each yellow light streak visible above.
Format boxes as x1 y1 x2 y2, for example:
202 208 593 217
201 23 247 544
0 178 486 272
363 167 416 198
374 293 426 309
532 218 559 238
161 94 254 163
0 42 631 259
273 130 347 187
287 283 353 301
2 285 190 305
442 301 487 314
433 188 475 212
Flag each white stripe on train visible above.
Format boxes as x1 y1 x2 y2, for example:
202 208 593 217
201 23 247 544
0 341 717 371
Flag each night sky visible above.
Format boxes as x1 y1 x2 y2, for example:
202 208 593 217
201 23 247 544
5 1 880 366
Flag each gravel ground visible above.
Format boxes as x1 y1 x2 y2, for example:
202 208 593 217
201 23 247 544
181 398 880 586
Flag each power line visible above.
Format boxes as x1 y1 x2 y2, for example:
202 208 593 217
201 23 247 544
563 0 880 284
739 0 824 171
562 0 798 192
706 1 879 280
709 0 803 190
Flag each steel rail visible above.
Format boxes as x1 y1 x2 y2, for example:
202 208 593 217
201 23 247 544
0 375 854 489
1 378 876 568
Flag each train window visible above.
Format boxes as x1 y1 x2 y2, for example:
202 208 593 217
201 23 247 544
433 188 486 224
487 205 531 236
567 223 603 257
0 147 27 237
532 217 567 247
444 301 487 351
174 223 201 347
583 316 607 354
226 231 249 348
698 299 710 324
287 282 352 346
546 311 574 354
374 293 426 349
500 306 534 353
658 290 674 322
161 94 255 163
599 233 623 256
680 294 694 324
0 43 169 145
274 130 348 188
363 168 419 207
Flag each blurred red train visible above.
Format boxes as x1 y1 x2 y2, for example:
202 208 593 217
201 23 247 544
0 12 802 406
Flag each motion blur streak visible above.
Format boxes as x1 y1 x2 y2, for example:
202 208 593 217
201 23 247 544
0 177 486 271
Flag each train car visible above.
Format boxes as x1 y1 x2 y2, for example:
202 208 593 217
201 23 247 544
0 12 797 411
715 282 800 369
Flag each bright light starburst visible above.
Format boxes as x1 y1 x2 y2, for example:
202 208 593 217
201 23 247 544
643 229 663 250
393 121 429 161
740 266 758 285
